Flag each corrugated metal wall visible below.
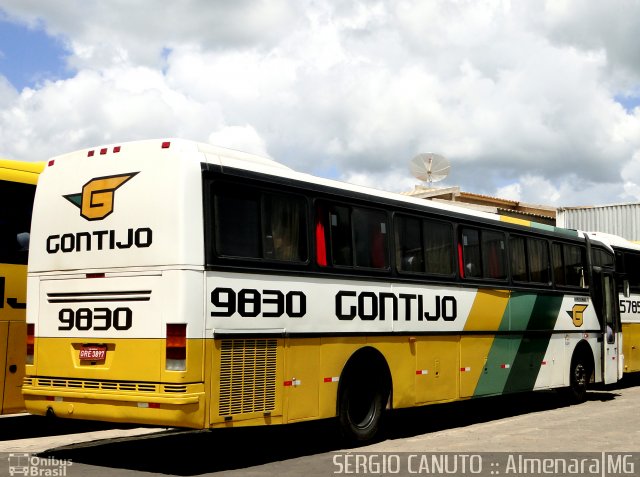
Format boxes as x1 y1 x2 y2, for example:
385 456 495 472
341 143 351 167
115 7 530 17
556 204 640 241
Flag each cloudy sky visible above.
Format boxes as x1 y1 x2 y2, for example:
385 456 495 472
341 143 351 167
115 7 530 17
1 0 640 207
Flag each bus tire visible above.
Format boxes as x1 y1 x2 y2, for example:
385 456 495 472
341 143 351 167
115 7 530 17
566 348 592 403
337 350 390 444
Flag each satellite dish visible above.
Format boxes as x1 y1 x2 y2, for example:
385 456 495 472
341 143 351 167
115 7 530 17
410 153 450 186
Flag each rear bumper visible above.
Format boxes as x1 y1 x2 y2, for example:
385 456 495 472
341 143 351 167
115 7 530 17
22 378 206 428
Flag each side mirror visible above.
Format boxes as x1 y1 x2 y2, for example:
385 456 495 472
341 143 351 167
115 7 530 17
16 232 30 251
624 280 631 298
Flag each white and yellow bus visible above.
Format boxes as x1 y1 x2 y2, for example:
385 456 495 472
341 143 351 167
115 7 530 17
23 139 622 442
1 159 44 415
587 232 640 374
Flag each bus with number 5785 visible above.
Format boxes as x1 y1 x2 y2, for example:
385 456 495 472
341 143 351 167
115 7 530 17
586 232 640 374
22 139 622 442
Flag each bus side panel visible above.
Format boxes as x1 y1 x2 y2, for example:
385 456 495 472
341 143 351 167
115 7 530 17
460 336 496 397
318 337 364 420
0 321 7 411
622 323 640 372
535 334 566 388
460 289 511 398
0 264 28 322
2 321 26 413
368 336 416 409
414 335 459 404
284 338 320 422
1 263 28 414
472 335 519 396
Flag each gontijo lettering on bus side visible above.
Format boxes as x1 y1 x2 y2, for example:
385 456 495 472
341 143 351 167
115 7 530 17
210 287 458 322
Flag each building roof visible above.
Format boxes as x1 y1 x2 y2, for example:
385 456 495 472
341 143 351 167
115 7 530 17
402 185 557 225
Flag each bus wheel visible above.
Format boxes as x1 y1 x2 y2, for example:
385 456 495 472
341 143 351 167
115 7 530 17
338 354 390 444
566 351 591 403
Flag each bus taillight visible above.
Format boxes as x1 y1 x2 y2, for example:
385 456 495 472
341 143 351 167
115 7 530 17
166 324 186 371
26 324 34 365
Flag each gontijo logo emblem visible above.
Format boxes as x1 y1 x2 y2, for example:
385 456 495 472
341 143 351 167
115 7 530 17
64 172 138 221
568 304 588 327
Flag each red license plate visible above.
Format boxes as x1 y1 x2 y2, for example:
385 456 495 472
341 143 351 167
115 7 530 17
79 346 107 361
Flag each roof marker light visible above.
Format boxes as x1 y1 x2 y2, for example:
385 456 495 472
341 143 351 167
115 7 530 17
113 146 121 153
48 160 55 167
161 141 171 149
100 148 108 155
88 150 95 157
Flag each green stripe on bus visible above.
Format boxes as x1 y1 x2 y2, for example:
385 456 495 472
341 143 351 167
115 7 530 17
474 293 564 396
473 335 520 396
504 294 563 392
501 293 537 332
503 333 553 393
527 294 564 331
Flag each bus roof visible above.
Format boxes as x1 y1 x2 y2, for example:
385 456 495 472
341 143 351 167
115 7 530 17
48 138 505 222
45 138 583 239
586 231 640 252
0 159 45 185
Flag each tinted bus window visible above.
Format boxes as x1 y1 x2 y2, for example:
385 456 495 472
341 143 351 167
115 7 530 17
482 230 507 279
623 252 640 292
0 180 36 265
329 205 353 266
552 243 565 285
528 238 550 284
215 188 261 258
592 248 614 268
510 236 527 282
352 208 388 269
564 244 586 288
424 221 454 275
213 184 307 262
263 194 307 262
395 215 424 273
461 228 481 278
552 242 586 288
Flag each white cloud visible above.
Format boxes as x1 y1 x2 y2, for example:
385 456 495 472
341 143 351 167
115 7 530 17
622 151 640 200
208 125 269 157
0 0 639 206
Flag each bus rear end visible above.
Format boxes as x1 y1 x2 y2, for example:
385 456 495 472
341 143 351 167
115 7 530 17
23 140 208 428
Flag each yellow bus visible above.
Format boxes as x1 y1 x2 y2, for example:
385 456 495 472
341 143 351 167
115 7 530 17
1 158 44 414
587 232 640 373
23 139 622 442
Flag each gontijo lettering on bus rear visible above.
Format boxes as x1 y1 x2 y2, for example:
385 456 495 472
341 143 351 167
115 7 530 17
46 171 153 254
46 228 152 253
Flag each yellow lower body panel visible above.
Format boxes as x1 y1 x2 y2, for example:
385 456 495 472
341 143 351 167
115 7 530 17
623 323 640 373
23 336 207 428
22 382 206 428
1 321 27 415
